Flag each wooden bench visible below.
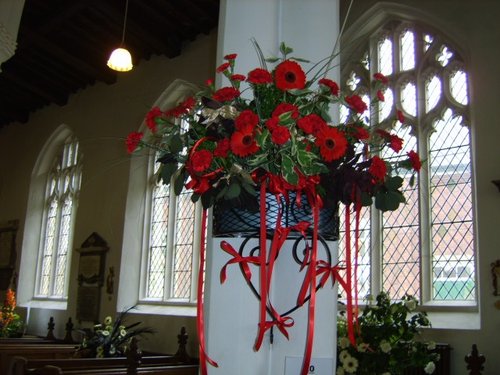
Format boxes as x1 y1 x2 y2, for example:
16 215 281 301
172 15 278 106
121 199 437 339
23 364 199 375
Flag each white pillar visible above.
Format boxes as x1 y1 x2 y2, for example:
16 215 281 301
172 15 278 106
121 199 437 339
204 1 340 374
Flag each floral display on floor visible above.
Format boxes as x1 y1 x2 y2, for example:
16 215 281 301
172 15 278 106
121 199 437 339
126 42 422 375
76 307 154 358
0 288 24 337
337 293 439 375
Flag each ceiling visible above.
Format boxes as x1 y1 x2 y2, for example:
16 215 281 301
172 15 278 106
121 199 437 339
0 0 220 129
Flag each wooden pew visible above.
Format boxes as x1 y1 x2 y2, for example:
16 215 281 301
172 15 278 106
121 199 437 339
26 364 199 375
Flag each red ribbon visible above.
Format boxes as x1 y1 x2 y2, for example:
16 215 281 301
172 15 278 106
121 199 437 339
197 209 218 375
301 202 320 375
219 240 260 283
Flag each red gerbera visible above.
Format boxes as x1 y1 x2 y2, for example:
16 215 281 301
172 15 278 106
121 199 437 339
369 156 387 181
190 149 213 173
318 78 339 96
235 110 259 131
315 126 348 162
272 103 299 119
125 131 143 154
247 68 273 84
230 129 259 157
345 95 368 114
271 125 291 145
274 60 306 91
297 114 326 135
213 87 240 102
145 106 162 133
407 150 422 171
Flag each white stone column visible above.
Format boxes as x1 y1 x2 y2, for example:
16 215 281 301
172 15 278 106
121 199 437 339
204 1 340 374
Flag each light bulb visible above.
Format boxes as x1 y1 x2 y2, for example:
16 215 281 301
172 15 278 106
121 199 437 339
107 48 133 72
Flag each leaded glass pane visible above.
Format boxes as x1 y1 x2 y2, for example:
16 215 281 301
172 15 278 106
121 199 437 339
401 82 417 117
378 37 393 76
450 70 468 105
426 75 441 113
378 88 393 122
400 30 415 71
430 110 474 300
436 45 453 67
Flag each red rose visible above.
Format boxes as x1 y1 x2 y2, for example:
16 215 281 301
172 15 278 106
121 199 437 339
216 62 231 73
315 126 348 161
345 95 368 114
213 87 240 102
274 60 306 91
186 175 211 194
271 125 291 145
353 126 370 140
318 78 339 96
377 90 385 101
214 138 230 158
407 150 421 171
125 131 143 154
373 72 389 84
298 114 326 135
224 53 237 60
190 149 213 173
272 103 299 119
369 156 387 181
235 110 259 131
389 134 403 153
165 96 196 117
247 68 273 84
145 106 162 133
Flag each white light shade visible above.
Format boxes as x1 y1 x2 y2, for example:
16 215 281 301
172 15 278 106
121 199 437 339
107 47 133 72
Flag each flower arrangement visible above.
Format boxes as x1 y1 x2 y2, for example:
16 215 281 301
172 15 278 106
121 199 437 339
0 289 24 337
125 42 423 375
126 42 421 212
76 307 154 358
336 293 439 375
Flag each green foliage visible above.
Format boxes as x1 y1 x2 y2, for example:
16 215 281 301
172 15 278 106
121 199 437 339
336 293 439 375
77 306 155 358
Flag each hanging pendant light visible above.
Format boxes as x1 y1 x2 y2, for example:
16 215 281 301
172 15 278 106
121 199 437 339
107 0 133 72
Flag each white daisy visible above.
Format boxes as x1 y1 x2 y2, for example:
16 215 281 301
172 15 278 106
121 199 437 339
339 350 350 363
104 316 113 325
343 356 359 374
339 337 351 349
424 361 436 374
380 340 391 353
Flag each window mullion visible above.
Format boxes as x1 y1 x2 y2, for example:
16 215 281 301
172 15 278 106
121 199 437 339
164 186 177 301
49 194 63 297
190 202 202 302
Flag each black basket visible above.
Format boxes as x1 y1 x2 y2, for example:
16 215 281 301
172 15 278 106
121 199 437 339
212 192 339 240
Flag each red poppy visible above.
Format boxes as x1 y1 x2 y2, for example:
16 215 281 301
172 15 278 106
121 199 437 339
145 106 162 133
247 68 273 84
272 103 299 119
274 60 306 91
230 129 259 157
318 78 339 96
407 150 421 171
271 125 291 145
297 114 326 135
235 110 259 131
373 72 389 84
315 126 348 161
190 149 213 173
345 95 368 114
369 156 387 181
216 62 231 73
213 87 240 102
125 131 143 154
214 138 230 158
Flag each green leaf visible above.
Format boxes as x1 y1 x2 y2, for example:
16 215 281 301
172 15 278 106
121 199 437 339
265 56 280 63
297 149 314 168
225 182 241 200
375 191 405 211
281 154 299 185
385 175 404 191
360 192 373 207
159 162 177 185
173 168 186 196
169 133 184 154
